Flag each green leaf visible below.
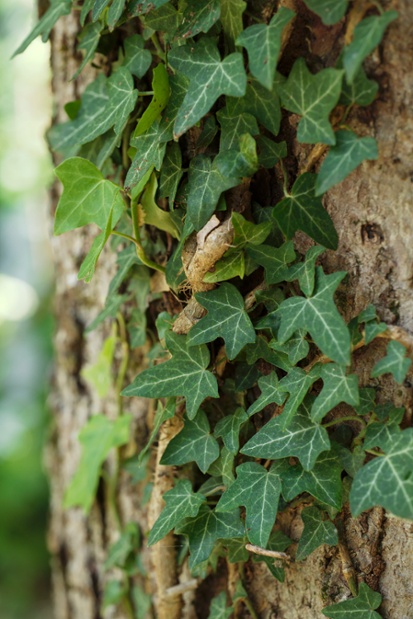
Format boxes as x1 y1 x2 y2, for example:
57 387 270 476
64 414 131 512
274 174 338 248
177 0 221 38
105 523 140 570
278 59 343 144
302 0 348 25
217 108 259 151
315 131 378 195
134 64 170 136
231 212 272 247
285 245 325 297
161 409 220 473
159 142 183 204
343 11 398 83
296 506 338 560
203 251 245 284
73 21 103 80
244 336 292 372
247 241 296 285
177 505 245 568
81 328 117 397
276 267 351 365
122 333 218 419
122 35 152 78
54 157 124 234
188 283 256 360
214 133 258 179
275 453 343 509
311 364 359 423
223 537 249 563
363 422 400 452
216 462 281 547
207 592 232 619
92 0 111 20
219 0 246 48
350 428 413 519
227 75 282 135
257 136 287 168
125 122 166 191
186 155 232 230
107 0 127 30
236 8 294 90
13 0 72 57
169 39 246 137
207 446 235 486
269 331 310 365
102 580 127 609
148 479 206 545
277 367 320 429
214 408 249 453
251 530 291 581
139 173 180 238
49 70 138 152
322 582 382 619
87 293 128 332
339 64 379 107
371 340 411 384
137 398 176 464
242 399 330 471
129 0 170 15
77 210 114 282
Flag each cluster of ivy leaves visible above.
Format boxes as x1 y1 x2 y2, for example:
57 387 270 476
17 0 411 617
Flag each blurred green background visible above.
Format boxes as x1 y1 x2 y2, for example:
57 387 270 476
0 0 54 616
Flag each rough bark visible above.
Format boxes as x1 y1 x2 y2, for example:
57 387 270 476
47 2 413 619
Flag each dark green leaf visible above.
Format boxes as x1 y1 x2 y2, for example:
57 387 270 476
227 75 282 135
129 0 170 15
13 0 72 57
277 368 320 429
339 64 378 107
107 0 127 30
285 245 325 297
322 582 382 619
269 331 310 365
363 422 400 452
186 155 233 230
257 136 287 168
296 506 338 560
231 212 272 247
302 0 348 25
217 108 259 151
159 142 183 204
73 21 103 80
214 133 258 179
207 592 233 619
371 340 411 384
102 580 126 608
311 363 359 422
247 241 296 284
122 34 152 78
177 0 221 38
219 0 246 48
214 408 249 453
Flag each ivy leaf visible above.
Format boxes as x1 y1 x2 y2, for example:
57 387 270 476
186 155 232 230
137 398 176 465
64 414 131 512
311 364 359 423
216 462 281 547
275 453 343 509
363 422 401 452
277 367 320 429
251 530 291 581
242 400 330 471
236 8 294 90
13 0 72 57
208 446 235 486
54 157 124 234
169 39 246 137
219 0 246 48
203 251 245 284
217 108 259 151
371 340 412 384
276 267 351 366
81 328 117 397
122 35 152 78
350 428 413 519
177 0 221 39
322 582 382 619
187 283 256 360
92 0 110 21
296 507 338 560
134 64 170 136
273 174 338 249
339 64 378 107
286 245 325 297
214 408 249 453
302 0 348 25
269 331 310 365
73 21 103 80
161 409 220 473
315 131 378 195
244 336 291 372
207 592 232 619
139 173 180 239
257 136 287 168
129 0 170 15
148 479 206 545
231 212 272 247
102 580 127 609
227 76 282 136
214 133 258 179
122 332 218 419
159 142 183 204
125 122 167 191
343 11 398 83
247 241 296 285
278 59 343 144
105 523 139 570
176 505 245 568
107 0 126 30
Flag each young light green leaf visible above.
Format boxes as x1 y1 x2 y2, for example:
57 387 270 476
214 408 249 453
188 283 256 360
371 340 411 384
276 267 351 365
315 131 378 195
122 332 218 419
322 582 382 619
159 142 183 204
217 108 259 151
81 328 117 397
54 157 124 234
73 21 103 80
161 409 220 473
104 523 140 570
236 8 294 90
247 241 296 285
148 479 206 545
122 35 152 78
302 0 348 25
134 64 170 136
296 506 338 560
169 39 246 137
139 173 180 238
343 11 398 83
220 0 246 48
242 400 330 471
311 364 359 423
274 174 338 248
207 591 233 619
277 367 320 429
102 580 127 609
13 0 72 57
177 0 221 38
216 462 281 548
231 212 272 247
64 414 131 512
278 59 343 144
227 75 282 135
350 428 413 519
203 251 245 284
285 245 325 297
275 453 343 509
176 505 245 568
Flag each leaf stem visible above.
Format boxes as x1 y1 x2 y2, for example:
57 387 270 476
151 33 166 61
323 415 366 429
365 448 384 457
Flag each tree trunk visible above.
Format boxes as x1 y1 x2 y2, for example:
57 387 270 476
46 2 413 618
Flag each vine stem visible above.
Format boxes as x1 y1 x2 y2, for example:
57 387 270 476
245 544 290 561
323 415 366 429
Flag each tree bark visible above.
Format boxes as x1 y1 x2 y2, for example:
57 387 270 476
46 2 413 618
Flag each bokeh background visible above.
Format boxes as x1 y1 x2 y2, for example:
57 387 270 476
0 0 54 616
